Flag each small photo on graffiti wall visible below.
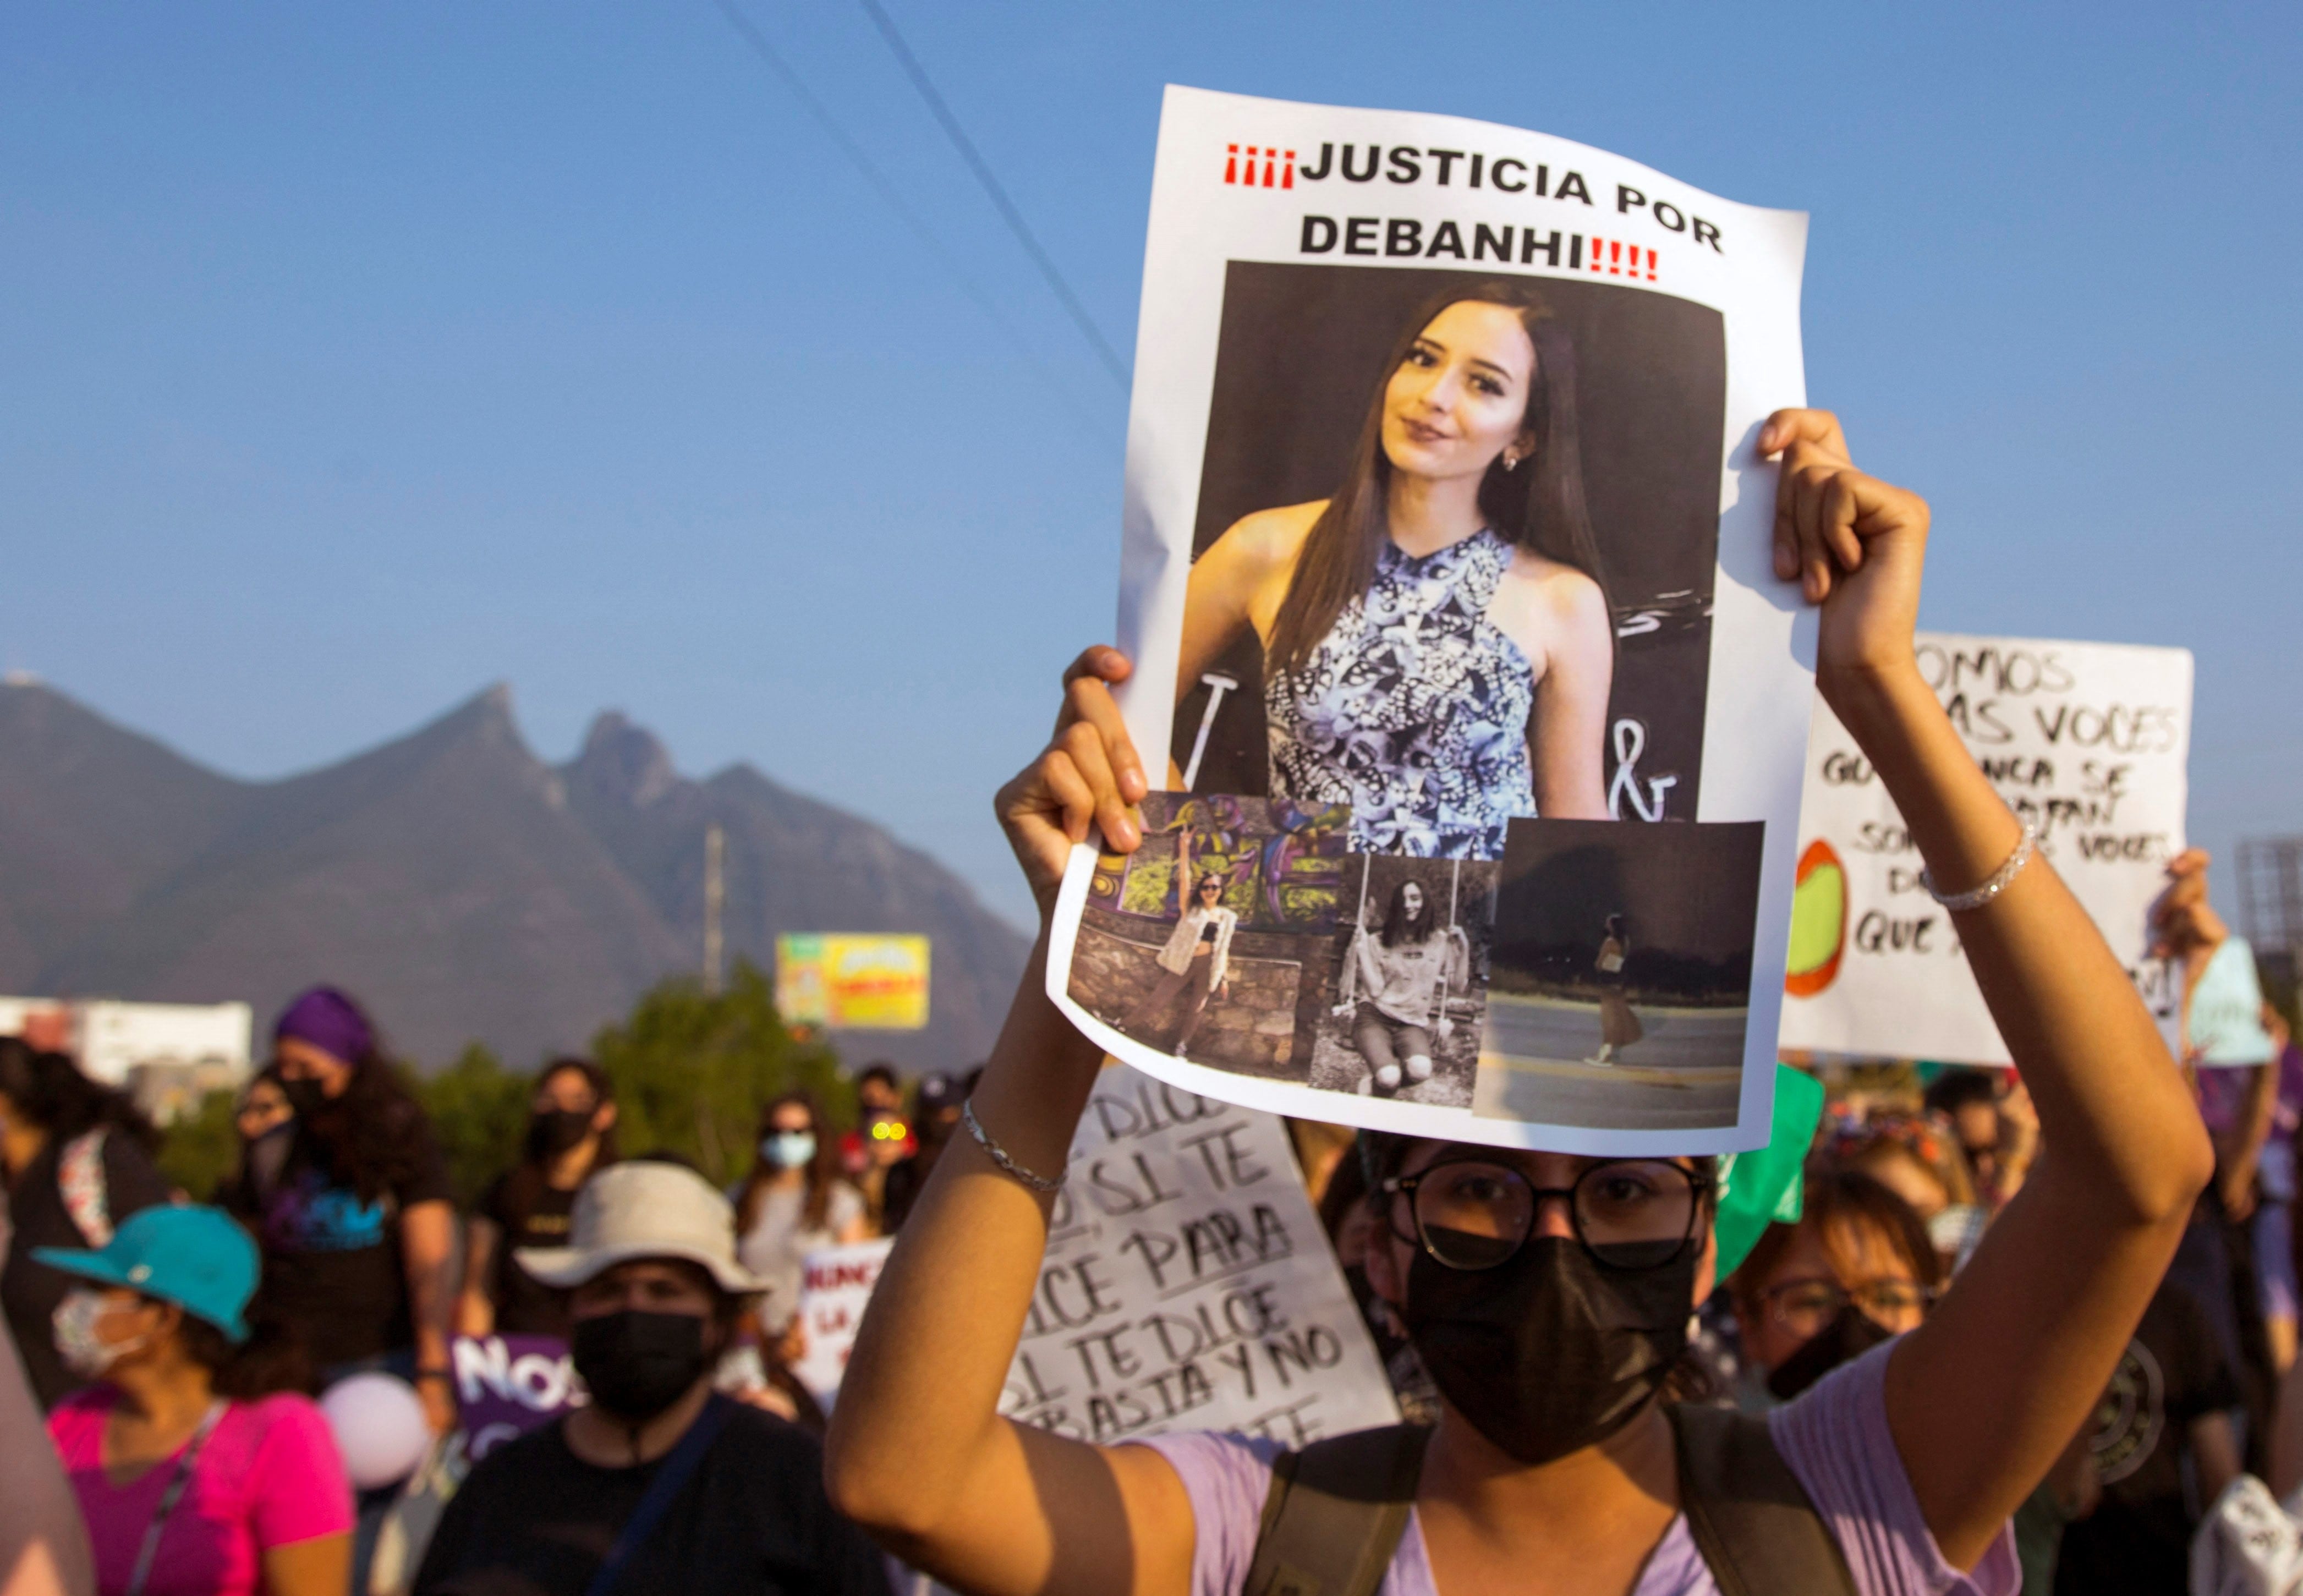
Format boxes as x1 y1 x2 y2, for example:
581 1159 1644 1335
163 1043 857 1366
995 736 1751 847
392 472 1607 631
1473 818 1764 1132
1303 855 1498 1108
1065 793 1351 1076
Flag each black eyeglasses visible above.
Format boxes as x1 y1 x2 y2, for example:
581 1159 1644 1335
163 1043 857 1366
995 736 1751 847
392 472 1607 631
1381 1157 1711 1272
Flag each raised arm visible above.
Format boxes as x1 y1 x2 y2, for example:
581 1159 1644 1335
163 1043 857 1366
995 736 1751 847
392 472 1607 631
825 648 1197 1596
1764 408 2214 1568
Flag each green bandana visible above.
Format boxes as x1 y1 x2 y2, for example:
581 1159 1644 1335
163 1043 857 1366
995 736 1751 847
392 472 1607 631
1712 1063 1824 1279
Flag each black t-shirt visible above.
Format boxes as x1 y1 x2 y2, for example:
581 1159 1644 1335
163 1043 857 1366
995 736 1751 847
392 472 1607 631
478 1171 578 1339
1 1131 175 1408
2054 1282 2240 1595
414 1398 892 1596
234 1093 454 1371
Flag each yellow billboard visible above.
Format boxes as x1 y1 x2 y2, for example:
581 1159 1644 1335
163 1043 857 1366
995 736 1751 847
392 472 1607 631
775 935 930 1030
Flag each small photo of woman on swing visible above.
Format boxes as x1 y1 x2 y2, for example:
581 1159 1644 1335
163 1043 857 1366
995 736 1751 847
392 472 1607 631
1304 855 1499 1107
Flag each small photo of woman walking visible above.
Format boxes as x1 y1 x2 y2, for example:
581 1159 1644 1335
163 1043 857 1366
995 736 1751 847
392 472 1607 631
1473 816 1764 1132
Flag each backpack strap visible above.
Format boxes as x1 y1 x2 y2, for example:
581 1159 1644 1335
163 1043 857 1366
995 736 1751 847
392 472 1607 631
1244 1424 1430 1596
1668 1402 1857 1596
58 1128 112 1249
582 1394 736 1596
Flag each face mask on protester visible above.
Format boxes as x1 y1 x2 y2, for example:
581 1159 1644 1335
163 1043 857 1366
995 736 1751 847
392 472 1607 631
761 1131 818 1170
529 1108 595 1158
53 1287 144 1379
280 1075 330 1118
1765 1302 1898 1401
1402 1236 1696 1465
571 1309 714 1421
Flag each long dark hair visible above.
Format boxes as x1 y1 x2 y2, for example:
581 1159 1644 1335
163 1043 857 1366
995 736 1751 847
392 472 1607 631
179 1315 310 1401
1267 279 1608 677
0 1038 158 1153
494 1057 619 1234
284 996 431 1208
1378 880 1436 948
739 1090 842 1232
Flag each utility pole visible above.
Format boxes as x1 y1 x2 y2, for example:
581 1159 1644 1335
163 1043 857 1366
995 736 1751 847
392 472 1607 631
703 822 725 996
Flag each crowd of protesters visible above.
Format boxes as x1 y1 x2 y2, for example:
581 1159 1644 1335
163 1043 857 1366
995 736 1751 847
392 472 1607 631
0 406 2297 1594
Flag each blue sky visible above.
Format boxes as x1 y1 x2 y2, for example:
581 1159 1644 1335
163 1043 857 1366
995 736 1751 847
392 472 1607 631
4 2 2296 930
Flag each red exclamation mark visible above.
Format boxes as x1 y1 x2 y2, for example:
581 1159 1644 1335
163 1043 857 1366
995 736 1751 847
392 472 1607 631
1225 144 1238 185
1591 235 1605 272
1608 240 1622 275
1262 149 1276 188
1646 247 1658 281
1282 150 1295 190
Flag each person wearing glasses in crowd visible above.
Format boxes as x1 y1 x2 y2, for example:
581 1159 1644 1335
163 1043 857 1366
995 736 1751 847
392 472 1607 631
1728 1170 1943 1403
823 410 2217 1595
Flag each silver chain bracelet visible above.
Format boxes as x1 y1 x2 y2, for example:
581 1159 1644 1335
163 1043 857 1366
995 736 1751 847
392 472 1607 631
961 1098 1066 1194
1922 818 2039 912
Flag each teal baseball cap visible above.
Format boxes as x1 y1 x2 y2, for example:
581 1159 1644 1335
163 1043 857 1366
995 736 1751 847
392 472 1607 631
34 1205 259 1343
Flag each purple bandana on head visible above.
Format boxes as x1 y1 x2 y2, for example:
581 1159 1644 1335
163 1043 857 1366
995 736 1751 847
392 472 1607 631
273 986 374 1066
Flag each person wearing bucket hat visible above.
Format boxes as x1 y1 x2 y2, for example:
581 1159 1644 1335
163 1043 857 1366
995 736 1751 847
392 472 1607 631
38 1205 353 1596
414 1160 890 1596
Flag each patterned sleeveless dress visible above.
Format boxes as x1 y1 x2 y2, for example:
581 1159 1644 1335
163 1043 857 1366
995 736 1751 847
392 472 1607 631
1265 528 1536 860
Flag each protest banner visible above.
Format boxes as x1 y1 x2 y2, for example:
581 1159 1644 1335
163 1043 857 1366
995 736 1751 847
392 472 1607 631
2188 936 2277 1067
1779 633 2194 1066
999 1067 1399 1447
776 935 931 1029
790 1237 896 1405
449 1332 580 1462
1047 85 1813 1153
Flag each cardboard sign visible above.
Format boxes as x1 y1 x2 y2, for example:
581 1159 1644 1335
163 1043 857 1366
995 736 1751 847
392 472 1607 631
1047 85 1814 1154
790 1238 896 1403
449 1333 580 1461
1779 634 2192 1065
999 1069 1399 1448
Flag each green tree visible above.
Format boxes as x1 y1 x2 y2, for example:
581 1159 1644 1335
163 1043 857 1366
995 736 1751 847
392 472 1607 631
416 1044 533 1206
156 1090 242 1201
592 958 847 1188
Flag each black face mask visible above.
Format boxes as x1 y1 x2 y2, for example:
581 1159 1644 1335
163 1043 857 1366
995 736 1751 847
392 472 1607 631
281 1076 329 1118
528 1108 594 1158
1403 1236 1695 1465
1765 1303 1897 1401
572 1309 714 1422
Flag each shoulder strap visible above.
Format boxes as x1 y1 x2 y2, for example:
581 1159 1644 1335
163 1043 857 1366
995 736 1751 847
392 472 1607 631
1668 1402 1857 1596
1244 1424 1430 1596
582 1395 736 1596
58 1128 112 1248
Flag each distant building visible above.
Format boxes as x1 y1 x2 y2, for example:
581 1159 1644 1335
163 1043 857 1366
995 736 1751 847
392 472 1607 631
0 997 254 1124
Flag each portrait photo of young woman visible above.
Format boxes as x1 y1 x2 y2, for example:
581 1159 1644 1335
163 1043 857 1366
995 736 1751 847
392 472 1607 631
1169 264 1727 853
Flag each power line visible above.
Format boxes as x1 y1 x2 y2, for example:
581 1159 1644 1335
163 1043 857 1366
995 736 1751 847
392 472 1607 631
705 0 1114 437
856 0 1131 393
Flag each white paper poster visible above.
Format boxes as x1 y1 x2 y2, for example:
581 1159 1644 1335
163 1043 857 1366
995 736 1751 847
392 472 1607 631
791 1238 895 1405
1048 84 1814 1153
1779 633 2192 1066
1000 1068 1399 1447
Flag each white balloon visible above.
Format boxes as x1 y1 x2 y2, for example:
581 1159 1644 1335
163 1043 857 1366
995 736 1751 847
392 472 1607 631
319 1373 433 1490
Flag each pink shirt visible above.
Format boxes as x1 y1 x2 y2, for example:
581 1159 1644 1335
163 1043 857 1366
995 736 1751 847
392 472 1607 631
48 1389 354 1596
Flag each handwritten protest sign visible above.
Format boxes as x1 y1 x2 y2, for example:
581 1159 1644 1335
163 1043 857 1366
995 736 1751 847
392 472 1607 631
1779 633 2192 1066
791 1238 895 1405
1046 85 1816 1154
450 1332 580 1462
999 1068 1397 1447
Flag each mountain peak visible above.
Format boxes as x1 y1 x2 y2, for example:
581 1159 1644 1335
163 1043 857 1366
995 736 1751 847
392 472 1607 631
571 711 681 810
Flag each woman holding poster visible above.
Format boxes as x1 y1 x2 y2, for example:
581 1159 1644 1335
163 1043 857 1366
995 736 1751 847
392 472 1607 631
1176 281 1615 859
829 408 2220 1596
